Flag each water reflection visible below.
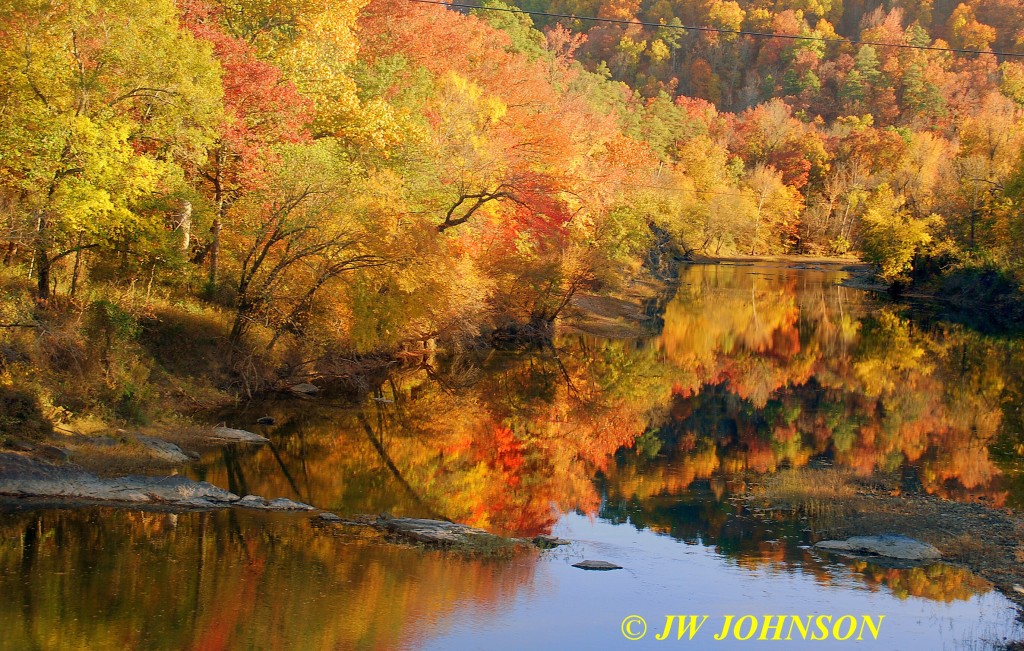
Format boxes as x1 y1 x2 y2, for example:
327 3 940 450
5 262 1022 649
0 507 1016 651
0 507 535 651
194 263 1024 529
651 264 1023 506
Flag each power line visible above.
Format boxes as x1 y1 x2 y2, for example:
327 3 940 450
407 0 1024 59
594 178 758 200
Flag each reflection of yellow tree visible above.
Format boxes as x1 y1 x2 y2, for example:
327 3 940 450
643 265 1016 503
851 561 993 603
607 436 721 500
191 264 1020 538
0 509 537 651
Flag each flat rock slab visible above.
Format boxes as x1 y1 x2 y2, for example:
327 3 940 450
135 436 193 463
113 475 239 504
289 383 320 396
380 516 493 544
210 427 270 444
236 495 315 511
0 453 238 506
533 534 571 549
572 560 623 571
815 534 941 561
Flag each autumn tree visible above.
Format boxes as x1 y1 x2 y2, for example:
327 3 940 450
0 0 222 299
859 184 938 280
225 140 389 347
179 0 312 289
743 164 804 254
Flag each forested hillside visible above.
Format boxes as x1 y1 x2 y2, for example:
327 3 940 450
0 0 1021 430
499 0 1024 270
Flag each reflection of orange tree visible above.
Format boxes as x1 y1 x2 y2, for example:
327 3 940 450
0 509 537 651
192 337 682 536
642 265 1018 503
849 561 992 603
441 339 685 533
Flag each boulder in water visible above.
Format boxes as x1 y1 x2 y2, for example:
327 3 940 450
815 534 941 561
572 560 622 571
210 427 270 444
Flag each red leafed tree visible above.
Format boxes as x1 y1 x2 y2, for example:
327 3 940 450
735 99 828 190
362 0 609 240
177 0 312 286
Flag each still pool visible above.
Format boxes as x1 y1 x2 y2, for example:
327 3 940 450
3 262 1023 650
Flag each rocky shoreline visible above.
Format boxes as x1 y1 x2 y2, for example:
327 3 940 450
742 472 1024 618
0 450 573 555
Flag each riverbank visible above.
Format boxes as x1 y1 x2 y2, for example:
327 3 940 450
908 264 1024 332
743 467 1024 616
686 253 868 268
3 256 1022 615
836 256 1024 333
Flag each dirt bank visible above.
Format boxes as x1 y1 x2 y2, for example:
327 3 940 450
743 468 1024 616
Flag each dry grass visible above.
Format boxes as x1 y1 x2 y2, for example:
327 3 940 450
942 533 994 566
747 468 873 534
62 437 180 476
752 467 859 504
744 466 1024 618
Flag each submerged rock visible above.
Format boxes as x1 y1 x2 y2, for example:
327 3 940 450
572 560 623 571
533 534 571 549
236 495 315 511
380 515 490 544
289 383 320 397
210 427 270 444
815 534 941 561
377 515 520 551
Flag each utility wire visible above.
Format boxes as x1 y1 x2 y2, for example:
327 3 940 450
408 0 1024 59
588 178 759 199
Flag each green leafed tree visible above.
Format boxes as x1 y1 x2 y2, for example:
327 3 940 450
859 184 938 280
0 0 222 299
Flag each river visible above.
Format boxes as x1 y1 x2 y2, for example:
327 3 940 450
2 262 1023 650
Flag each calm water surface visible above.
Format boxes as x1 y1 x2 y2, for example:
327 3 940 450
2 262 1023 650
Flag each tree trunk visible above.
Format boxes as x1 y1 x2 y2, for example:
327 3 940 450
208 183 223 289
176 199 192 253
3 242 17 266
208 216 221 288
70 245 83 298
229 296 256 346
34 212 51 301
